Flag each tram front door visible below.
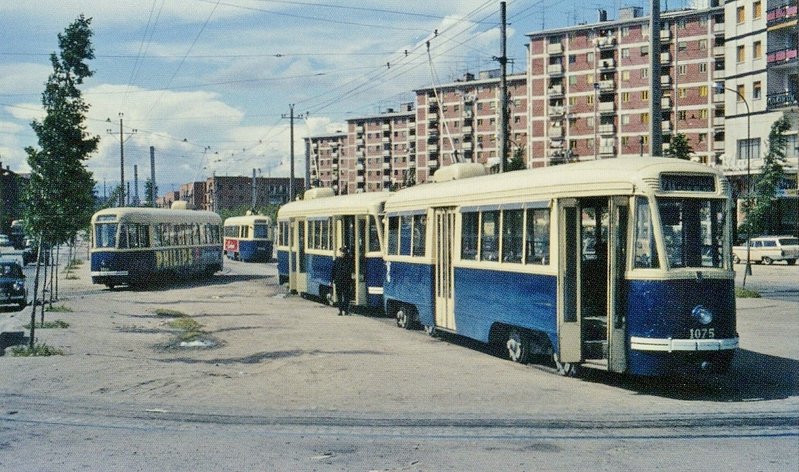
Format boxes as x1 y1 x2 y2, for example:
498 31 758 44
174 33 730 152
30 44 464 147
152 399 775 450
558 197 628 373
433 207 456 331
338 216 367 306
292 218 307 294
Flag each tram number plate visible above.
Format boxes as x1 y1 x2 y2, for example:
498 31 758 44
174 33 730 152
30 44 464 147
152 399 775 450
688 328 715 339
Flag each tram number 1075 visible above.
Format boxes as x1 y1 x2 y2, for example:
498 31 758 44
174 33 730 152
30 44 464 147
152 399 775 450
688 328 716 339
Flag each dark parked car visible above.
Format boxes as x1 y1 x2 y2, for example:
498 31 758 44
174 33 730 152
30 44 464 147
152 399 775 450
0 262 27 309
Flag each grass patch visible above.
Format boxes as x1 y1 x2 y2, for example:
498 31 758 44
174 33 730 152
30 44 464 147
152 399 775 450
47 304 73 313
736 287 761 298
167 317 202 332
10 343 64 356
154 308 189 318
24 320 70 329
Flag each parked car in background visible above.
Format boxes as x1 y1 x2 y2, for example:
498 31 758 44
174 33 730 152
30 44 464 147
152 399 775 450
0 261 27 309
0 235 12 247
732 236 799 265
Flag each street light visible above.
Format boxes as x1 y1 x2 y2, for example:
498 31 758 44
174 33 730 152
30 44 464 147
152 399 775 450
715 81 752 285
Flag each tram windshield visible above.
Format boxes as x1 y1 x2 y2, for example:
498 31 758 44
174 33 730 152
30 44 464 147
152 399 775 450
657 198 726 269
94 223 117 249
253 223 269 239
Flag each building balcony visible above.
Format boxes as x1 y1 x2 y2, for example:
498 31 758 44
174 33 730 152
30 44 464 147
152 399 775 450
662 120 672 132
599 145 616 156
712 68 725 80
599 80 615 92
428 143 439 152
660 52 671 63
549 139 564 148
428 116 439 125
357 138 365 146
713 140 725 151
428 103 439 113
767 48 798 67
428 95 437 104
713 92 725 103
383 162 391 170
547 63 564 75
661 96 672 108
548 84 564 96
713 116 725 127
356 125 364 133
598 101 615 113
660 75 671 86
767 90 799 110
596 36 616 49
462 141 473 150
382 136 391 143
548 126 564 138
428 159 439 168
599 58 616 70
548 105 565 117
356 163 364 171
547 43 564 54
383 149 391 157
713 45 725 57
356 151 365 158
462 125 473 134
356 176 365 183
599 124 615 135
383 175 391 183
767 3 798 28
382 123 390 131
330 151 339 158
713 22 725 34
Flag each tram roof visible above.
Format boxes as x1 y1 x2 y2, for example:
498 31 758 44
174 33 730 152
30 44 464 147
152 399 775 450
91 207 222 225
224 214 273 226
386 157 728 210
278 191 390 219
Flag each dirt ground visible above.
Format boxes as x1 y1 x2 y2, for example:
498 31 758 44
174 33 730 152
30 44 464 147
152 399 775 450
1 246 797 422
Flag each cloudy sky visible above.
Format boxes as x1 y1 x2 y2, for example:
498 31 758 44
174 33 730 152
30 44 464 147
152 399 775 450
0 0 674 195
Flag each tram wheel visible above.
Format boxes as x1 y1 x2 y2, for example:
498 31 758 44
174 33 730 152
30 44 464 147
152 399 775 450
553 353 580 377
395 306 415 330
423 324 437 337
506 329 530 364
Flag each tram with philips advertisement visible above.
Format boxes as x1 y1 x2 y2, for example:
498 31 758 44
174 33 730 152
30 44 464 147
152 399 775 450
90 205 223 289
223 214 273 262
276 188 389 309
382 158 737 377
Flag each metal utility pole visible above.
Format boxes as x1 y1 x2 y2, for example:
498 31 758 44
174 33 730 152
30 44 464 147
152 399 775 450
649 0 663 157
304 138 311 190
497 1 509 172
149 146 156 207
252 168 257 208
281 105 308 202
106 113 136 207
133 164 139 206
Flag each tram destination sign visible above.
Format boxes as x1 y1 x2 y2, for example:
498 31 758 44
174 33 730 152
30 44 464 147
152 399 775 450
660 174 716 192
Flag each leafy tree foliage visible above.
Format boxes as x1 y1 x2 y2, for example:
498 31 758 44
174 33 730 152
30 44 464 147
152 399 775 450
506 145 527 171
23 15 98 246
664 133 693 160
741 115 790 236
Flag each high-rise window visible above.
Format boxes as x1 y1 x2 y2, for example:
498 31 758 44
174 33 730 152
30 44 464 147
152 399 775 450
753 41 762 59
737 84 745 101
736 6 745 23
753 81 762 100
736 45 745 63
753 1 762 19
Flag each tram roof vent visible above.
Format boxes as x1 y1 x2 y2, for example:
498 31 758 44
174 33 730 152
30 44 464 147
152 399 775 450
303 187 336 200
431 163 486 183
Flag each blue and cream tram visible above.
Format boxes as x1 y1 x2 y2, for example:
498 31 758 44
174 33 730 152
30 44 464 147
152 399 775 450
223 214 273 262
276 188 389 308
382 158 737 377
90 205 223 288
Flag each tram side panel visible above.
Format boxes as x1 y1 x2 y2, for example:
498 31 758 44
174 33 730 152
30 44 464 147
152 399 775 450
277 248 290 285
384 260 435 326
365 256 386 307
307 252 335 299
452 267 557 347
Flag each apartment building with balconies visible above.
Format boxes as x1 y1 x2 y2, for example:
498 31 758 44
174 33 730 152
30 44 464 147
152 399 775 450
528 4 727 166
414 70 528 182
343 105 416 194
723 0 798 233
306 132 346 193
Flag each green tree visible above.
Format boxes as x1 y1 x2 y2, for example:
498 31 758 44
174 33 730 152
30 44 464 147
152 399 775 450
23 15 98 345
742 114 790 236
664 133 693 160
143 179 158 207
506 145 527 171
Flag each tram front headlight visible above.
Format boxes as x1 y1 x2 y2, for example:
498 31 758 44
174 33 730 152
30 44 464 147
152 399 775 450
692 305 713 325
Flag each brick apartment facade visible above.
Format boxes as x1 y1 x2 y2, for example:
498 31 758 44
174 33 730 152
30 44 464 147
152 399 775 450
527 5 728 166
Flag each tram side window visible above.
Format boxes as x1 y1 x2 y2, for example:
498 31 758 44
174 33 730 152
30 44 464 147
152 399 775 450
322 218 330 250
502 209 523 263
254 223 269 239
193 224 201 245
634 198 660 268
525 208 550 265
399 215 412 256
461 212 479 260
278 222 289 246
387 216 400 255
94 223 117 248
412 214 426 256
368 216 381 253
480 210 499 262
